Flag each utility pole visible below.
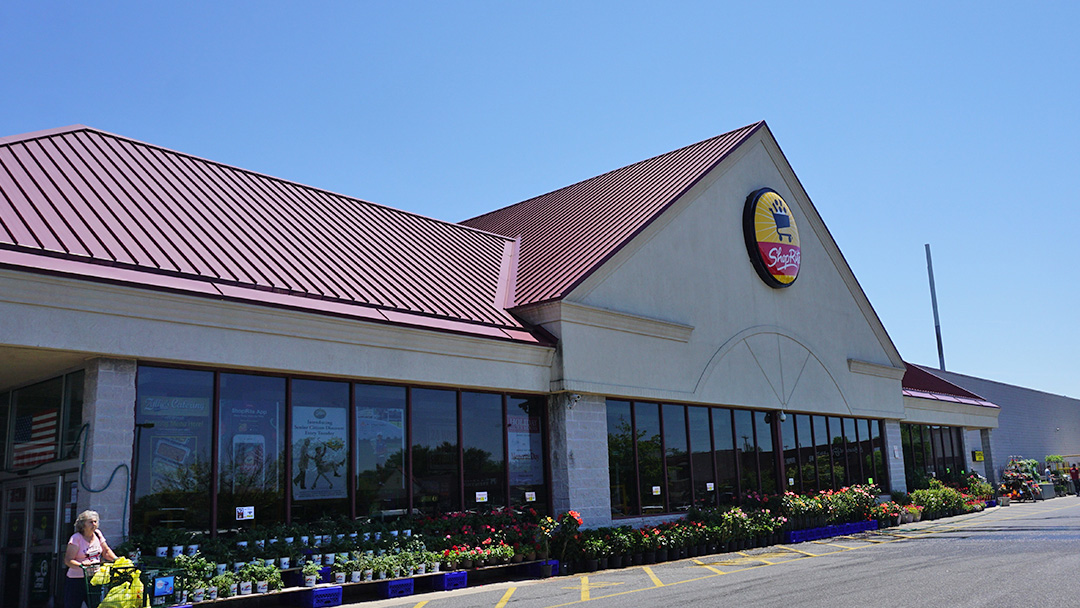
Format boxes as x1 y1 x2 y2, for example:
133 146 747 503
925 244 945 371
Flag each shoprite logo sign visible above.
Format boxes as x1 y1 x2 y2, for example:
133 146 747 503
743 188 801 288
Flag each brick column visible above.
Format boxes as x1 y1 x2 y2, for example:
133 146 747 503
79 358 137 543
547 393 611 528
883 420 907 494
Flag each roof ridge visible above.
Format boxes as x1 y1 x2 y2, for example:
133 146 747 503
1 124 514 244
463 121 764 225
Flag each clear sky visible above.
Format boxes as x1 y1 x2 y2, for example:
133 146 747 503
3 2 1078 398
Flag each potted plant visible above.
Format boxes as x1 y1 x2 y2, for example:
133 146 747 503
239 561 283 594
330 557 352 584
208 571 236 600
174 552 215 603
301 561 321 587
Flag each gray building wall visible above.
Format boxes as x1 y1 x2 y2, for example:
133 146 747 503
928 367 1080 477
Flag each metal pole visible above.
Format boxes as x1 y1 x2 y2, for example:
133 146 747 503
925 244 946 371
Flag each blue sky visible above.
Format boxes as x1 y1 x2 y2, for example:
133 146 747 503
3 2 1078 397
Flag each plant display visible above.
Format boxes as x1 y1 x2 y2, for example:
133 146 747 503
238 562 283 591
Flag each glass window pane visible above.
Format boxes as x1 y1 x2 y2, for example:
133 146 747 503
218 373 286 529
290 379 349 523
712 408 737 505
871 420 886 491
796 414 817 492
814 416 833 490
133 366 214 534
663 404 690 511
861 419 875 485
843 418 860 485
508 395 547 514
635 403 664 513
411 388 459 515
829 417 846 489
355 384 407 518
688 407 714 508
462 392 505 511
62 371 84 458
607 400 636 516
733 409 757 497
11 378 62 469
755 411 776 494
780 413 797 492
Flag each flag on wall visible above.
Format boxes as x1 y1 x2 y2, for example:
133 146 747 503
12 408 58 468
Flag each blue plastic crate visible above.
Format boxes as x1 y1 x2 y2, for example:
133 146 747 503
432 571 467 591
378 578 414 598
525 559 560 578
291 585 342 608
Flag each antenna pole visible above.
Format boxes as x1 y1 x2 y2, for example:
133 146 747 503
925 244 946 371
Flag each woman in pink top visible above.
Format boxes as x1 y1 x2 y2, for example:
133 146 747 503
63 510 117 608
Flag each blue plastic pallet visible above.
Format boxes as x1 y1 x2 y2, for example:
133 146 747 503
292 586 342 608
432 571 467 591
378 578 414 598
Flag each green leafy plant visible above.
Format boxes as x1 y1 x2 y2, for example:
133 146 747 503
300 561 321 577
208 571 237 598
238 562 283 590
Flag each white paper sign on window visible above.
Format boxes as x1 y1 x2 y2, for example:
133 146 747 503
525 491 536 502
236 506 255 521
652 486 661 496
476 491 488 503
706 482 715 491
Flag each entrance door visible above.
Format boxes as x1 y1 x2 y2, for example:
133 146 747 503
0 472 78 608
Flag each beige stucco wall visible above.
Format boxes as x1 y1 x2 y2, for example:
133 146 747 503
537 132 905 420
0 269 554 393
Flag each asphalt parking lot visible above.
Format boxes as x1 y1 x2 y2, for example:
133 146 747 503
346 496 1080 608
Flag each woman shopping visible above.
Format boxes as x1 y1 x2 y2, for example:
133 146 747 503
63 510 117 608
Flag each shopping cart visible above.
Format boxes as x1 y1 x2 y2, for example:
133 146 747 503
772 210 793 242
83 563 143 608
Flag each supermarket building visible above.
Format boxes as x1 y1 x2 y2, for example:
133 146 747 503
0 122 1001 606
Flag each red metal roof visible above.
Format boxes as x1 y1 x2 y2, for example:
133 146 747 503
902 363 998 408
0 125 545 343
461 122 764 307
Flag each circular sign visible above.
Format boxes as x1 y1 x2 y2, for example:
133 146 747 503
743 188 801 288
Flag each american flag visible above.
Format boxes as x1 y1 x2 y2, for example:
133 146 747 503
12 408 58 467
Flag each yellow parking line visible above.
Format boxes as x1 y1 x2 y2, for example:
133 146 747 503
642 566 665 587
412 602 428 608
495 587 516 608
778 545 819 557
812 542 855 550
581 576 590 602
691 558 726 574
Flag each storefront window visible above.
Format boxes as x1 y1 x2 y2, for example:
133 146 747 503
780 413 797 492
290 379 349 522
663 404 690 511
870 420 885 488
732 409 756 495
688 406 714 508
218 373 286 529
814 416 833 490
0 392 8 470
9 378 62 469
355 384 407 517
462 392 505 510
508 395 546 513
755 411 776 493
61 371 84 457
712 408 737 505
607 400 636 517
796 414 817 492
843 418 860 485
133 367 213 533
411 388 459 515
636 403 664 513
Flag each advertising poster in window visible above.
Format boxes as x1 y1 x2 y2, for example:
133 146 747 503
356 407 405 468
508 414 543 485
292 406 347 500
222 400 280 492
138 395 211 493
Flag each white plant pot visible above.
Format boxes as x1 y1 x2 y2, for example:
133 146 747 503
334 572 346 584
304 574 317 587
311 554 322 565
264 559 275 568
363 569 373 582
186 544 199 556
215 563 227 576
171 545 184 558
233 562 246 573
228 583 237 597
323 554 334 566
350 571 362 583
285 537 295 544
208 586 218 601
156 546 168 558
180 590 188 604
279 557 290 569
430 562 440 573
237 540 248 549
256 581 268 594
192 588 205 602
300 536 309 545
255 540 265 550
338 552 349 563
417 564 426 575
239 581 252 595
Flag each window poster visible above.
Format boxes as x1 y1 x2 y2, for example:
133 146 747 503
292 406 347 500
356 407 405 468
222 399 281 493
508 414 544 485
138 395 211 493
